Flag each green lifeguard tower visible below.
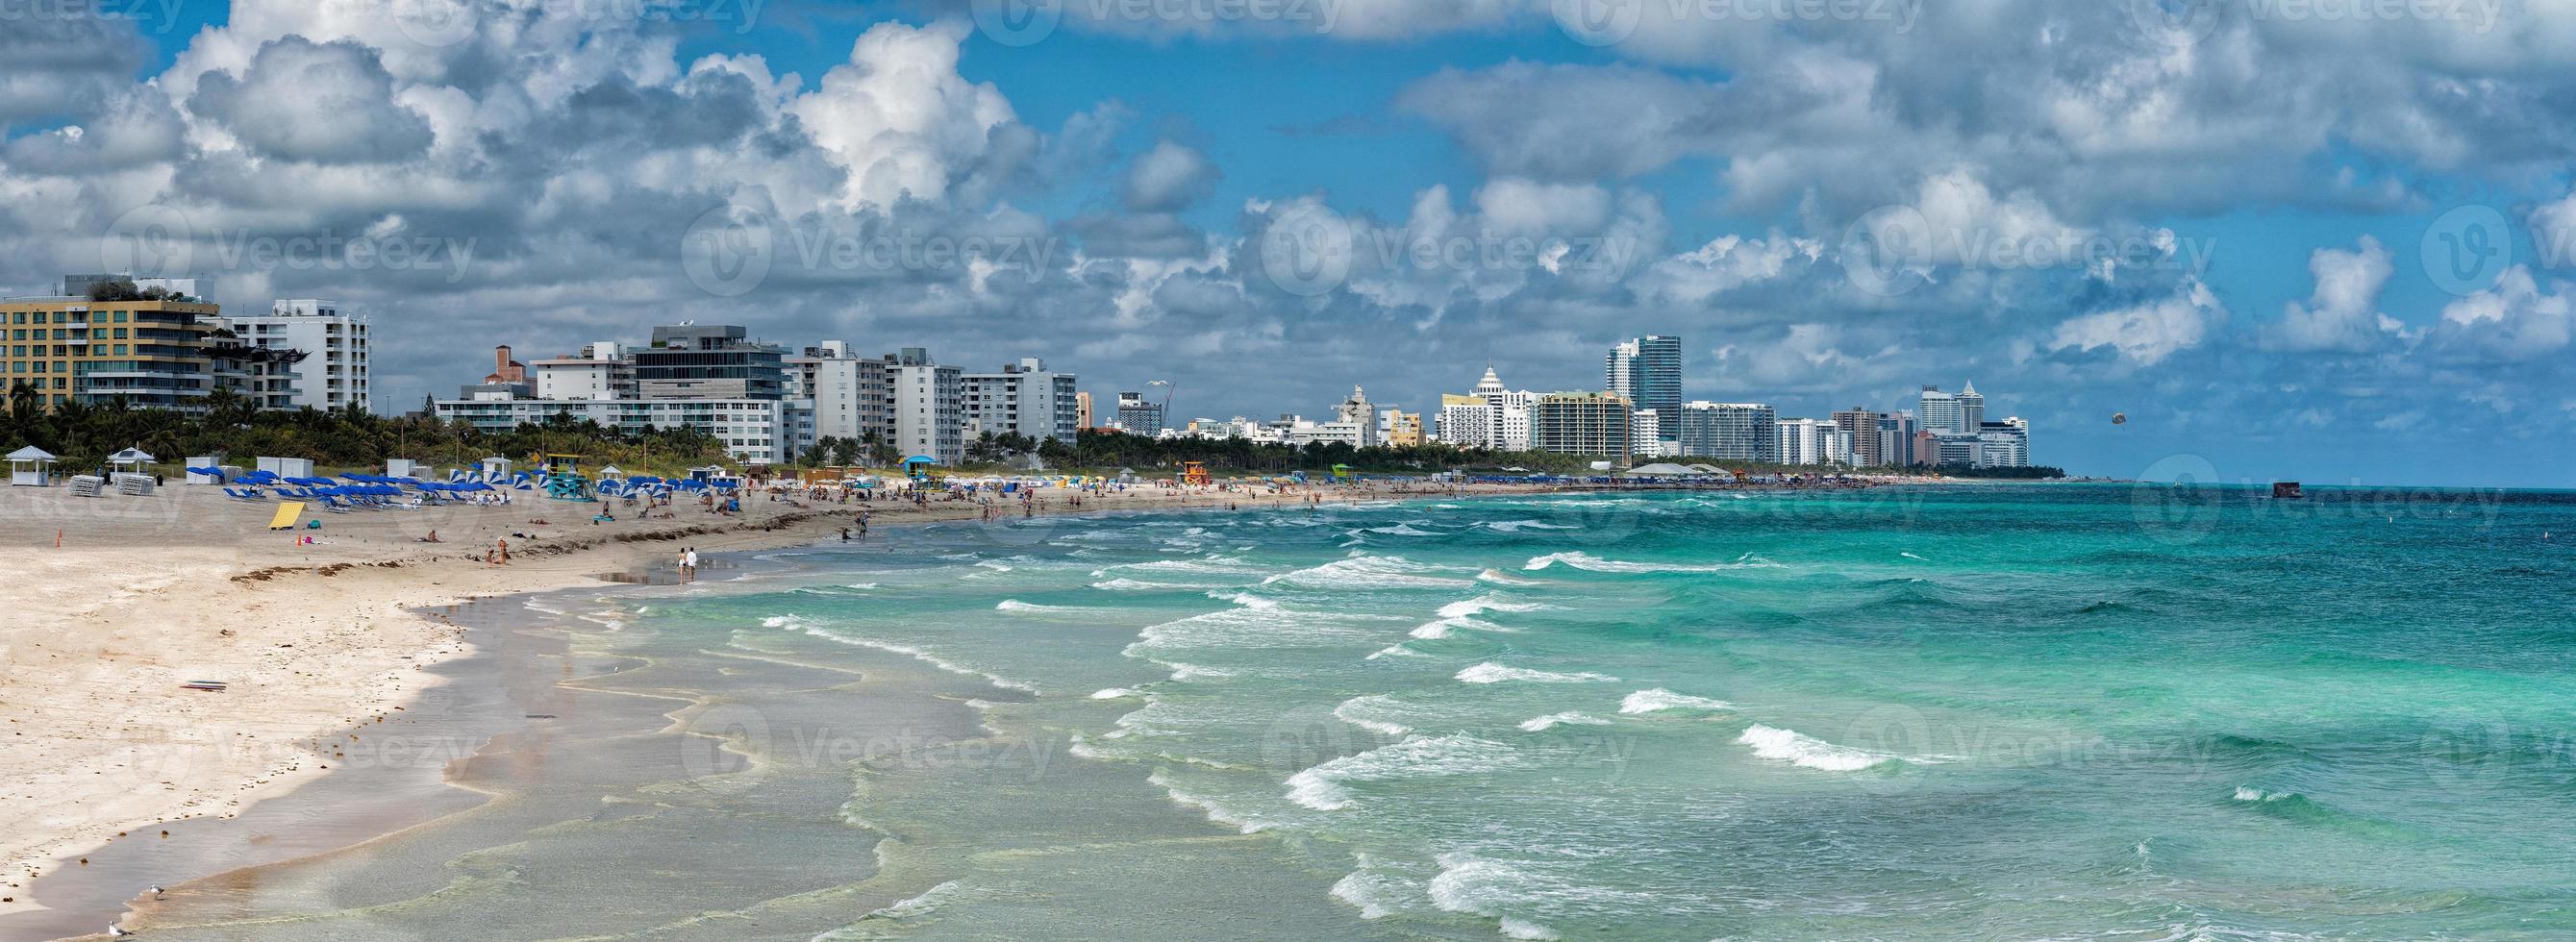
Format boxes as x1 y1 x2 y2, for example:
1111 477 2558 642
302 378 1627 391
1330 463 1355 483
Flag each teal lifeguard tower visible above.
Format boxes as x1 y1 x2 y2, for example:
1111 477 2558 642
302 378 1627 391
537 453 596 502
904 455 939 481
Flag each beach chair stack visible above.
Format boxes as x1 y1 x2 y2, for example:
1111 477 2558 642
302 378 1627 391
67 475 105 498
113 473 155 497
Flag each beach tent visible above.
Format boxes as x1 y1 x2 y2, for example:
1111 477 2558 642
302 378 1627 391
8 446 56 486
1619 463 1701 478
108 447 156 473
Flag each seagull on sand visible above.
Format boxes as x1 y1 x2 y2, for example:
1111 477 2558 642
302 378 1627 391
150 885 164 900
108 923 134 936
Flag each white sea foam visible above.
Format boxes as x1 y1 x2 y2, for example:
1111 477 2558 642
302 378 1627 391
1522 551 1777 574
1737 723 1949 772
1094 555 1270 582
1619 688 1737 714
1517 711 1613 731
1132 601 1371 652
1901 551 1931 561
1285 734 1520 810
1483 518 1579 533
1088 687 1144 700
1438 595 1546 618
1363 522 1442 536
767 614 1038 694
1333 695 1414 736
1208 590 1280 609
1089 577 1196 591
1366 643 1426 659
859 880 965 921
1478 568 1545 586
1410 615 1505 639
1427 855 1555 938
1265 555 1476 590
1456 662 1619 684
1147 769 1275 833
2234 785 2291 803
1330 855 1404 920
995 599 1076 613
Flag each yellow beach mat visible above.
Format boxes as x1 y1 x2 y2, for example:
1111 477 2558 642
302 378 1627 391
267 501 307 530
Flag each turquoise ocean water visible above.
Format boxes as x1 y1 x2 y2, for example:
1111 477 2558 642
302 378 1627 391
130 484 2576 940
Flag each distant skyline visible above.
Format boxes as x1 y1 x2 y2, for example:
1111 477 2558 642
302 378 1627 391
4 2 2574 485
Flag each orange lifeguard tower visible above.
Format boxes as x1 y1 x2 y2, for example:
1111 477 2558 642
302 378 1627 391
1179 461 1211 486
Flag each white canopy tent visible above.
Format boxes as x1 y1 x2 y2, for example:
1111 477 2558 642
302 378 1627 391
8 446 57 486
107 447 157 473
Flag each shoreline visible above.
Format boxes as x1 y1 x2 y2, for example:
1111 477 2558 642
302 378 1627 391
0 475 1941 935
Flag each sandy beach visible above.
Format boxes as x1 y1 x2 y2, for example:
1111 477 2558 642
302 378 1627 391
0 477 1565 920
0 472 1927 936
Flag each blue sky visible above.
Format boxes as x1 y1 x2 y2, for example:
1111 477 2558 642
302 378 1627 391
9 0 2576 484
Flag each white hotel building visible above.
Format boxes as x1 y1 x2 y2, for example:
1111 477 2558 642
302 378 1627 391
221 299 370 411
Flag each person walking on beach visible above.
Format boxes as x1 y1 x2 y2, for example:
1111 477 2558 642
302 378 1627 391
684 547 700 580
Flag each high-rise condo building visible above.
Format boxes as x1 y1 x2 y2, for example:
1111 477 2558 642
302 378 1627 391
2 276 222 411
1530 391 1634 457
1674 402 1777 461
887 347 963 464
1116 391 1166 435
222 299 371 412
434 325 792 463
786 341 892 456
963 358 1080 443
1606 335 1682 435
1832 407 1886 465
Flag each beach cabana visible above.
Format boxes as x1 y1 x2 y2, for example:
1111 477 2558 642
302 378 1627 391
258 456 314 479
108 447 157 474
186 455 224 484
8 446 57 486
479 456 513 481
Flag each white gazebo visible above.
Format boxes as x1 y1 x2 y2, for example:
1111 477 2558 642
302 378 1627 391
107 447 157 474
597 464 625 481
8 446 57 486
